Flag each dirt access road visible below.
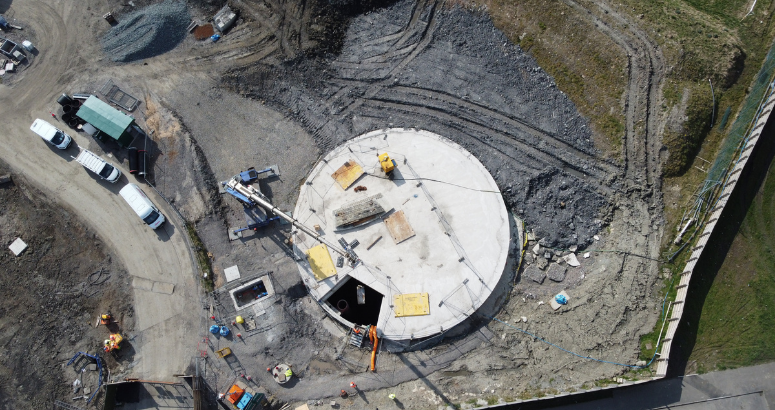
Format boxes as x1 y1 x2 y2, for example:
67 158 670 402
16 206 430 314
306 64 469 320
0 0 199 380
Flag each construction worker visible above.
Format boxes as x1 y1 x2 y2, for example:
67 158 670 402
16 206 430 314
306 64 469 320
350 382 357 389
284 367 293 379
389 393 396 400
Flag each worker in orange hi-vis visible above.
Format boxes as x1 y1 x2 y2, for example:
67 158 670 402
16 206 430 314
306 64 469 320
350 382 357 389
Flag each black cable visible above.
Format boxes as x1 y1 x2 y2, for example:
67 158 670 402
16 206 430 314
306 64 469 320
364 172 501 193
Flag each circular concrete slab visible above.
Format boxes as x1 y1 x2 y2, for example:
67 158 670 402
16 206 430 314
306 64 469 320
293 129 510 341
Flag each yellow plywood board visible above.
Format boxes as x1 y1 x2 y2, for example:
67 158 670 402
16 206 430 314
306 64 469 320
331 160 364 190
306 244 337 281
393 293 430 317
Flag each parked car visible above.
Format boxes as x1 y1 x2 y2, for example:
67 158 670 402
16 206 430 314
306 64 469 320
30 118 72 149
119 184 166 229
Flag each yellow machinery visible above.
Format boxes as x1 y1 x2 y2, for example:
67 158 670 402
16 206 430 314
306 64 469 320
378 153 396 179
100 312 112 325
216 347 232 358
103 333 123 353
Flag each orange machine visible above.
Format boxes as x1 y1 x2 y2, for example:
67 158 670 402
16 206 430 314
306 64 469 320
225 384 245 405
369 325 378 372
100 312 112 325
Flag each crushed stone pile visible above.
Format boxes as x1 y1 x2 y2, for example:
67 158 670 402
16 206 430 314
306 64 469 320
102 0 190 62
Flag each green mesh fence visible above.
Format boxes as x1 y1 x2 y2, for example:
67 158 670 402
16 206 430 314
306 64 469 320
706 41 775 184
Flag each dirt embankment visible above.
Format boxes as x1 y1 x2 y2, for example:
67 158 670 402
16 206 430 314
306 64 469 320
0 162 134 409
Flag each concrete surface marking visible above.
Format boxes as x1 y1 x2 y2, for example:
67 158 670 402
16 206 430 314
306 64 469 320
132 277 155 291
151 281 175 295
8 238 27 256
224 265 241 282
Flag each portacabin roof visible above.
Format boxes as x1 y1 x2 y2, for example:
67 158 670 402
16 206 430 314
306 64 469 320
75 96 133 139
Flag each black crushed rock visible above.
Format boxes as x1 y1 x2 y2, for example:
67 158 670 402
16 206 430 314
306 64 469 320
547 264 567 282
102 0 190 62
222 0 615 249
523 266 547 284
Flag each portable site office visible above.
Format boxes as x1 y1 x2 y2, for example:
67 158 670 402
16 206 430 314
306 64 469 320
75 96 143 147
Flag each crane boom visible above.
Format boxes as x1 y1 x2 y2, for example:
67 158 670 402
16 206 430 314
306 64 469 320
226 177 351 259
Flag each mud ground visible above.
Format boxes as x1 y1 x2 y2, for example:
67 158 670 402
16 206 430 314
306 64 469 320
0 0 667 408
0 161 135 409
157 0 663 408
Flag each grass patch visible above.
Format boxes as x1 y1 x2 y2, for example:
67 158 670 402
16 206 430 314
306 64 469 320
686 161 775 371
663 82 714 176
186 222 214 292
478 0 628 158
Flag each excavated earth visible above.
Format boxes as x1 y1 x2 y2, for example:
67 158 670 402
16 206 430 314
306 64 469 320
159 0 666 407
0 161 135 409
0 0 667 408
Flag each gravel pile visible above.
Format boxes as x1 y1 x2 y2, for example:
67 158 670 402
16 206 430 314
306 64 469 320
102 0 190 62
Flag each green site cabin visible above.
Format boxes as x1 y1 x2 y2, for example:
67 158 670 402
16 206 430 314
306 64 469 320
75 96 135 147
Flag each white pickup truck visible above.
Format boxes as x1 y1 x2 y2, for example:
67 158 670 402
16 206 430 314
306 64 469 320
75 149 122 183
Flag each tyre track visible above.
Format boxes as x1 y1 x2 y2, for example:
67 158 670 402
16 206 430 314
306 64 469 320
361 97 613 192
381 84 619 172
330 0 440 117
561 0 665 188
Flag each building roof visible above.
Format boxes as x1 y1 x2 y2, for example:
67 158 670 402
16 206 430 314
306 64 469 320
75 96 133 139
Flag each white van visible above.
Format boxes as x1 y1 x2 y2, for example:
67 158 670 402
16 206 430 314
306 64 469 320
30 119 72 149
119 184 166 229
75 149 122 183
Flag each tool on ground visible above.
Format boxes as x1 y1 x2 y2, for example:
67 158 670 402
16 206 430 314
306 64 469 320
378 153 397 180
366 236 382 250
216 347 232 358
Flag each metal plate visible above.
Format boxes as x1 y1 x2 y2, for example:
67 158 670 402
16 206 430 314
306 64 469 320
331 159 364 190
394 293 430 317
306 244 337 281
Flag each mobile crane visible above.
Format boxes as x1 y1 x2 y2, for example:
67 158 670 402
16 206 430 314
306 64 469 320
225 175 359 264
